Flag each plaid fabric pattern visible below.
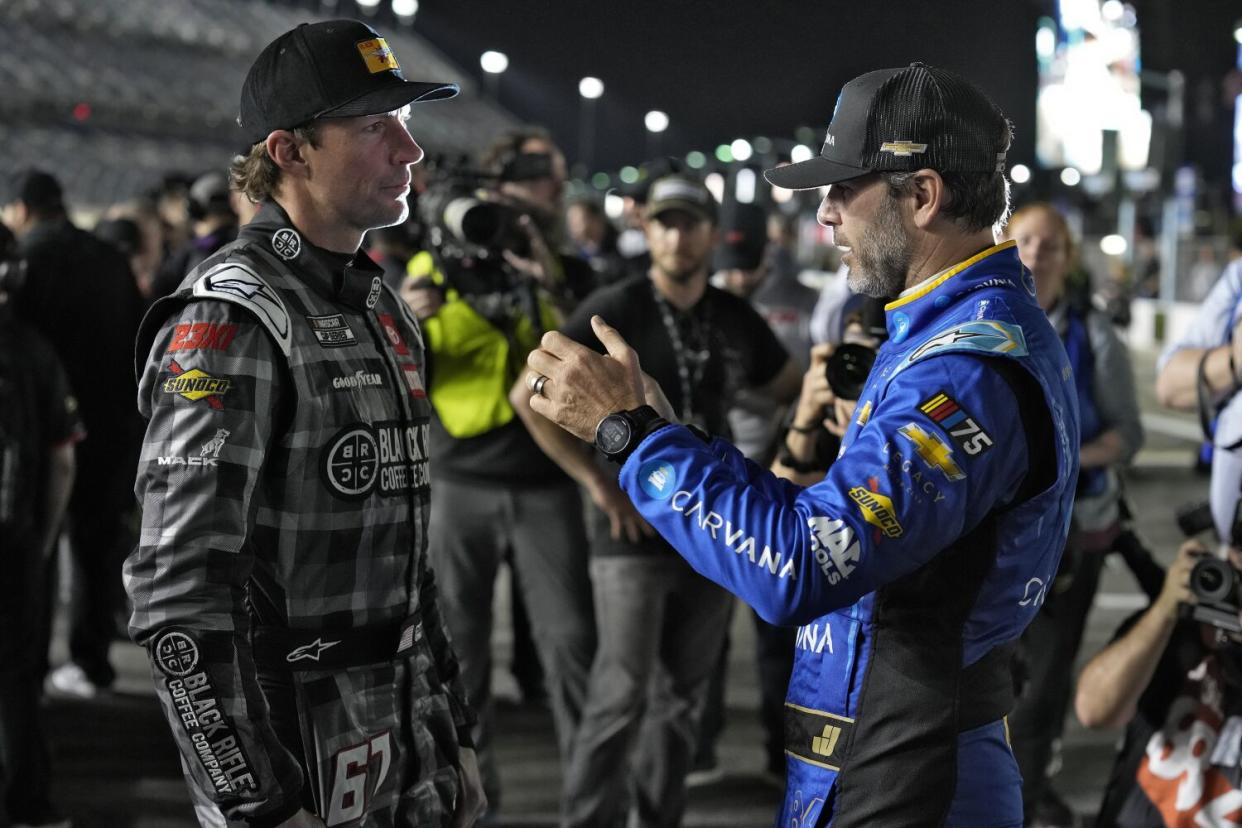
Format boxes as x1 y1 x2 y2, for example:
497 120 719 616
125 204 473 826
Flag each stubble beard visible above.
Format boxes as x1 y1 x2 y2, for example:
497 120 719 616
844 194 911 299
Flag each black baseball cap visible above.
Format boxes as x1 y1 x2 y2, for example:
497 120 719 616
8 169 63 212
765 62 1010 190
645 175 717 223
238 19 459 146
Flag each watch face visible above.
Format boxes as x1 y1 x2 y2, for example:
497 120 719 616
597 414 633 455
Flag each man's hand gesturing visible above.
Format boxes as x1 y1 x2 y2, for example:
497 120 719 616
526 316 648 442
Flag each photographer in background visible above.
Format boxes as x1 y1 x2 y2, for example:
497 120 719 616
1076 534 1242 826
405 127 597 818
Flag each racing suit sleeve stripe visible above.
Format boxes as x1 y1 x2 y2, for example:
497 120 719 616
124 300 305 821
618 355 1031 627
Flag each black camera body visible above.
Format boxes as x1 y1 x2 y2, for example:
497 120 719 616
825 343 876 402
1185 557 1242 634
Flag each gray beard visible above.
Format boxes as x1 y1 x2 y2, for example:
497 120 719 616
845 194 911 299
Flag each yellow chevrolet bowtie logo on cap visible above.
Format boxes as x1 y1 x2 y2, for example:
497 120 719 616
879 141 928 157
357 38 399 74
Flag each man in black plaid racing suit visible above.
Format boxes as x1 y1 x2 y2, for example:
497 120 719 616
124 20 483 828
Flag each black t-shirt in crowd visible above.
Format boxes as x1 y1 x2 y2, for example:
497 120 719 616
1095 611 1242 826
559 272 789 557
0 309 84 549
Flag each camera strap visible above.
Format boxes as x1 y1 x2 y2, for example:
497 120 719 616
652 284 711 426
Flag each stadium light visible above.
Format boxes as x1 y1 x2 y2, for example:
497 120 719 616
731 139 753 162
790 144 814 164
480 51 508 74
579 77 604 99
1010 164 1031 184
735 168 757 204
356 0 380 8
1060 167 1082 186
1100 234 1127 256
644 110 669 133
391 0 418 18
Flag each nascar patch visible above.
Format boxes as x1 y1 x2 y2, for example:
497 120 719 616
918 391 994 456
306 314 357 348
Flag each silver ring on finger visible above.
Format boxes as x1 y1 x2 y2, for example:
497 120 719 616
532 374 550 396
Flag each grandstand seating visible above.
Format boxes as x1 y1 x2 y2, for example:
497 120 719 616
0 0 516 208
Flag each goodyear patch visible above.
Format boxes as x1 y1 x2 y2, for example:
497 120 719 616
357 37 399 74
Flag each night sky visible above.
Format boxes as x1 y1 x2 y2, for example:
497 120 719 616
404 0 1239 182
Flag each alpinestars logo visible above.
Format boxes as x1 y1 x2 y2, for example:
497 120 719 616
286 638 339 663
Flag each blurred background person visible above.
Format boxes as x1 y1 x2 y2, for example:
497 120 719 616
149 170 238 300
692 201 815 785
100 197 166 304
407 126 597 819
2 169 144 701
566 196 628 287
0 221 82 828
1003 202 1144 828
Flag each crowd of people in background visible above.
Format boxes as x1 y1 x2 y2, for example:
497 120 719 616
3 109 1242 828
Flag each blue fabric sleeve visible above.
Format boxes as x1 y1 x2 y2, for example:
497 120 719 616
620 355 1030 626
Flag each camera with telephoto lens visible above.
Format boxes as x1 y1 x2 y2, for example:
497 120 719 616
825 344 877 401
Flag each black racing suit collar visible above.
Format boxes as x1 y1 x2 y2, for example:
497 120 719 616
242 200 386 311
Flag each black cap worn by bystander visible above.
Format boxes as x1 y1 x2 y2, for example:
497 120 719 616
237 18 458 146
765 62 1011 190
715 203 768 272
644 175 718 224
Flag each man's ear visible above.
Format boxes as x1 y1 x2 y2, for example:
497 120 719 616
907 169 947 230
264 130 309 179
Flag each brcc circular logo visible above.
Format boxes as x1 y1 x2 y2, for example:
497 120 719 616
154 630 200 677
271 228 302 261
638 460 677 499
322 425 379 498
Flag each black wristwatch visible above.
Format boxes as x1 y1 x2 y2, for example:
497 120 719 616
594 405 666 464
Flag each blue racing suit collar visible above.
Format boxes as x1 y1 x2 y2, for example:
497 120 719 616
882 240 1029 345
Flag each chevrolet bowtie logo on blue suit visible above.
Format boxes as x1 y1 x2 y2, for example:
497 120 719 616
618 241 1080 827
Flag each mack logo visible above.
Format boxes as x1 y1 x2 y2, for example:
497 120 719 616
879 140 927 157
168 321 238 352
812 725 843 757
848 486 902 538
898 422 965 481
807 517 860 585
670 491 796 580
286 637 340 663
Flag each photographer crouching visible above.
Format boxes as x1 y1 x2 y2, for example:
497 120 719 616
1076 521 1242 824
401 127 598 819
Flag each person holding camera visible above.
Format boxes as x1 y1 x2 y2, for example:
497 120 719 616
1076 539 1242 826
521 64 1081 826
402 127 599 818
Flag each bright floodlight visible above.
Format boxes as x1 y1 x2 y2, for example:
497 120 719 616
704 173 725 203
1035 26 1056 60
392 0 418 16
1234 22 1242 44
480 51 508 74
579 77 604 99
731 139 753 162
1101 0 1124 21
644 110 669 133
735 168 756 204
1010 164 1031 184
356 0 380 7
1100 234 1128 256
1060 167 1082 186
790 144 814 164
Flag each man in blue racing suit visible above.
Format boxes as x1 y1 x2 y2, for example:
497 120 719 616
522 63 1080 827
